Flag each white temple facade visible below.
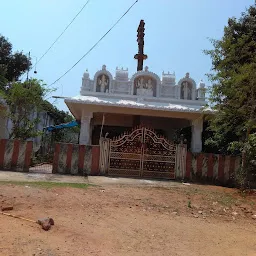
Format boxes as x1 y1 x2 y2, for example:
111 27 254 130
65 65 208 152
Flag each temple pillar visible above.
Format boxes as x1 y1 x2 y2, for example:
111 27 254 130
79 112 92 145
191 118 203 153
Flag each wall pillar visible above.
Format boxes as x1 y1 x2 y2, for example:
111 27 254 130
191 118 203 153
79 112 92 145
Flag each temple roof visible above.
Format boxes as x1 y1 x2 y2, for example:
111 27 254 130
65 95 209 114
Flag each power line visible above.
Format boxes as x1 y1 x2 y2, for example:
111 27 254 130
34 0 91 68
49 0 139 87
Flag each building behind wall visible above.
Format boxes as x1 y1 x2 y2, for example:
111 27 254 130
65 65 209 153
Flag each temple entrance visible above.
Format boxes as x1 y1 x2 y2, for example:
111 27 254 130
100 127 177 179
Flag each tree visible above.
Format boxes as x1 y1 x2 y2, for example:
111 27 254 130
0 34 31 90
0 77 78 142
0 66 8 90
0 79 49 140
205 4 256 187
0 34 79 145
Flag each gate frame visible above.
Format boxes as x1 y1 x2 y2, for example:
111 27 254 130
109 127 144 177
99 127 186 179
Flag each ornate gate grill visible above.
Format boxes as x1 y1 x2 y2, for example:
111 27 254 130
108 127 176 179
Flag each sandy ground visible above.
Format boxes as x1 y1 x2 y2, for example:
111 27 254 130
0 177 256 256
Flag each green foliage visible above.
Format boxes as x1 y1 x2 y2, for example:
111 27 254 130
0 34 31 87
0 79 50 140
0 78 78 142
243 133 256 185
42 100 71 125
205 4 256 187
0 66 8 89
0 34 78 144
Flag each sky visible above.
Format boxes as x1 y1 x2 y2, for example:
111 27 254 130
1 0 254 112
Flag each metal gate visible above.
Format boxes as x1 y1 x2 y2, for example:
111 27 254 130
108 127 177 179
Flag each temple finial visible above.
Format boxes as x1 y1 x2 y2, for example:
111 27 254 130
134 20 148 71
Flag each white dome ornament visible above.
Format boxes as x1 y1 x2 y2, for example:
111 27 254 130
198 80 206 100
83 69 89 79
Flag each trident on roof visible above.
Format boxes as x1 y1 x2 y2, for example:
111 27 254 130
134 20 148 71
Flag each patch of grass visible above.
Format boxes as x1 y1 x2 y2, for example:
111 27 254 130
184 187 204 196
249 200 255 206
188 200 192 208
216 194 237 207
0 180 91 189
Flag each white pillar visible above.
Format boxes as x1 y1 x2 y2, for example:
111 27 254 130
79 112 92 145
191 118 203 153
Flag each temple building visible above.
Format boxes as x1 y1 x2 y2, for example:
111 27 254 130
65 65 207 152
64 20 208 153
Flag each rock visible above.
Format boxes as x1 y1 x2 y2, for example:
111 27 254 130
198 211 203 214
232 212 238 216
194 214 199 218
1 206 13 211
171 211 178 215
37 217 54 231
252 215 256 220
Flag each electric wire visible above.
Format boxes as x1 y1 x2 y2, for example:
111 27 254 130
34 0 91 68
49 0 139 87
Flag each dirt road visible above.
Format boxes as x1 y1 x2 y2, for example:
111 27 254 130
0 181 255 256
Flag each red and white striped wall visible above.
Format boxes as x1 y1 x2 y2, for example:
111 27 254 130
0 139 33 172
52 143 100 175
184 152 241 184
